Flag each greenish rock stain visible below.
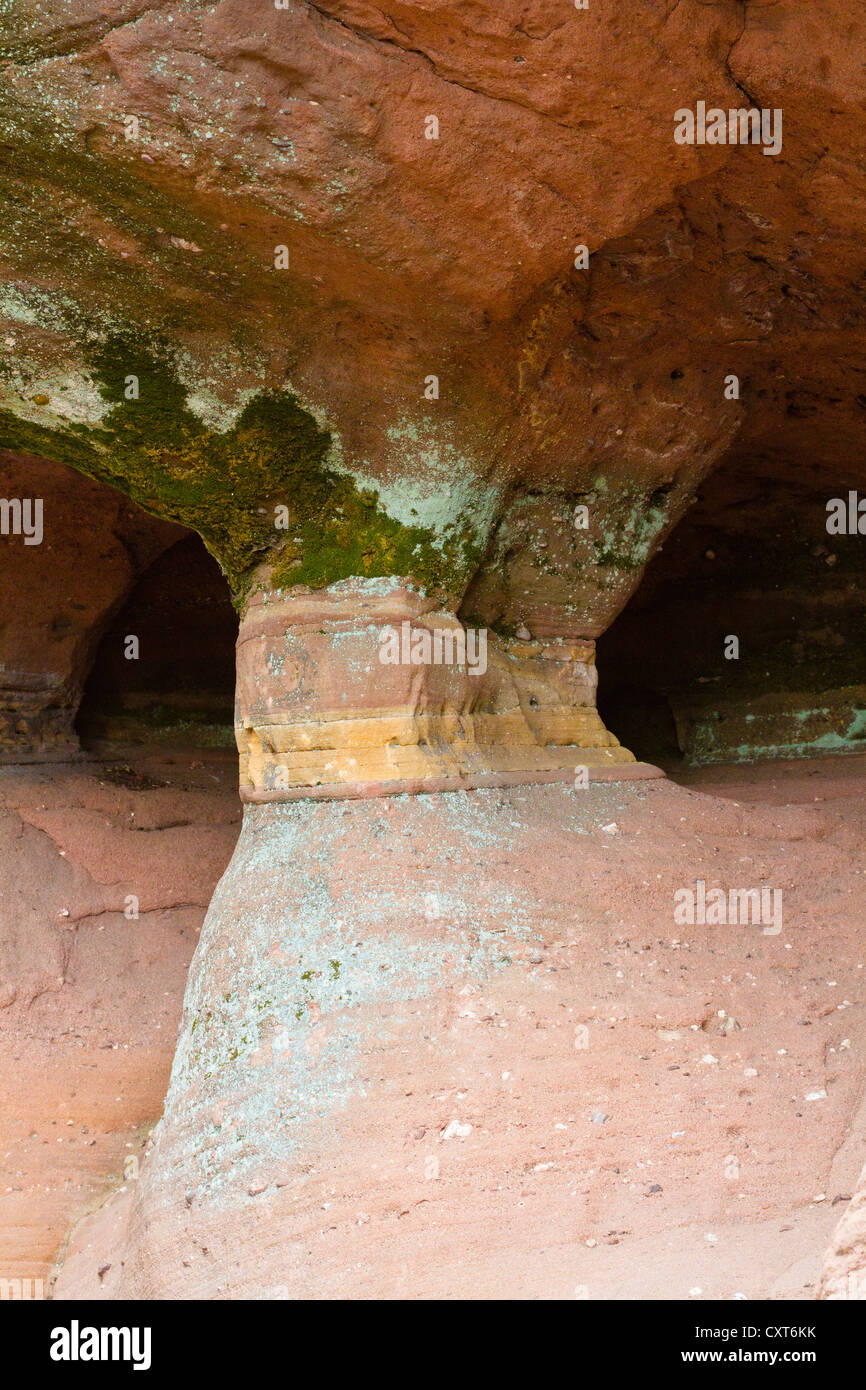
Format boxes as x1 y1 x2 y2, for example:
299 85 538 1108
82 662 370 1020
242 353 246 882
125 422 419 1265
687 700 866 764
593 494 669 574
0 332 482 599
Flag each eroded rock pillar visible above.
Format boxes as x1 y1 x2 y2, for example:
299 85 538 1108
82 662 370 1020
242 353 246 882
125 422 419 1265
88 557 658 1299
234 572 639 802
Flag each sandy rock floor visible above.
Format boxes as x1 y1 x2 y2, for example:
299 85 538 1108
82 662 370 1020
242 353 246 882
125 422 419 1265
0 751 240 1295
2 751 865 1299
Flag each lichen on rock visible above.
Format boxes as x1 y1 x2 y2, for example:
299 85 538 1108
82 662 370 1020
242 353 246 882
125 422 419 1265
0 330 488 600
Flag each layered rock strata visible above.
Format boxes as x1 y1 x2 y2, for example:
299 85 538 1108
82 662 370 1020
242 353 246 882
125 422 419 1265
236 576 640 800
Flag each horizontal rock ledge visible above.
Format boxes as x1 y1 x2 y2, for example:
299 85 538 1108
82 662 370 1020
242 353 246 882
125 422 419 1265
241 760 663 804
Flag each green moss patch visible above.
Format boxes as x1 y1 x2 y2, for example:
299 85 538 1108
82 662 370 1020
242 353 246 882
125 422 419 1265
0 333 481 598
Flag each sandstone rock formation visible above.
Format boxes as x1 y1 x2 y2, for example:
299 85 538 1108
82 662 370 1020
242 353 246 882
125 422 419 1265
1 0 866 1297
0 450 184 759
4 2 866 762
46 762 866 1302
235 573 639 800
0 757 239 1288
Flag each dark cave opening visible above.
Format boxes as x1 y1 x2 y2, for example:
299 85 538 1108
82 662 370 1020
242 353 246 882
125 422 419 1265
75 533 237 752
596 449 866 770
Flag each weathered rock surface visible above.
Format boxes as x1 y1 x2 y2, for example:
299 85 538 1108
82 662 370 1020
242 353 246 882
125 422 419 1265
0 754 239 1289
2 0 865 625
2 0 866 1300
236 572 643 798
43 757 866 1301
0 450 183 759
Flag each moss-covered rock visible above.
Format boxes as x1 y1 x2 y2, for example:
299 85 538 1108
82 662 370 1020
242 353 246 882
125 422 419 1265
0 332 482 599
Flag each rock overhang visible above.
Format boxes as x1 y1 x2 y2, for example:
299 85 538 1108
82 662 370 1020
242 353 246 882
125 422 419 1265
2 0 866 782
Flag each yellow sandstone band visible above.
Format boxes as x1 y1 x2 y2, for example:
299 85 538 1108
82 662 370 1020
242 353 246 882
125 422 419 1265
235 579 645 801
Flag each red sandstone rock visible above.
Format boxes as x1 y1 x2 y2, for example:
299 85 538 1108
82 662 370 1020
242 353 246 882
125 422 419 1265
40 755 866 1301
2 0 866 1304
0 451 183 760
235 572 636 799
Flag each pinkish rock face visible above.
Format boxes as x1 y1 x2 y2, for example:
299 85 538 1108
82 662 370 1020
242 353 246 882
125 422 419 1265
91 783 656 1299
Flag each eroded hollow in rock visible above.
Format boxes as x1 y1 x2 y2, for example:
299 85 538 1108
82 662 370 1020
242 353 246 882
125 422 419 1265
0 450 237 762
76 534 237 753
597 447 866 769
